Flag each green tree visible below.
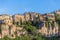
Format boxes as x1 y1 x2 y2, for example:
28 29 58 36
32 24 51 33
25 25 37 35
3 36 11 40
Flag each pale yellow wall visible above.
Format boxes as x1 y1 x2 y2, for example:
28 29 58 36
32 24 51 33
39 15 44 21
47 14 55 20
0 15 12 25
56 11 60 15
14 15 25 23
25 13 31 21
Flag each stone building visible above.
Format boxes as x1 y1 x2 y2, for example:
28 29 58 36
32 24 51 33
30 12 39 21
13 14 25 25
24 12 31 22
46 13 55 21
39 14 44 21
24 12 39 22
55 10 60 15
0 15 12 26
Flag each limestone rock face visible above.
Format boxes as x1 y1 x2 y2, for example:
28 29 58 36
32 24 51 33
0 12 60 38
41 26 47 36
1 25 9 38
38 23 48 36
38 22 59 37
11 25 16 34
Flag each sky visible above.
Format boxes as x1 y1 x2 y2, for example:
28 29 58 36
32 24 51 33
0 0 60 15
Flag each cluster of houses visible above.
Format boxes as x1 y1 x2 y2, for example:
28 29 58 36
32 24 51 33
0 10 60 38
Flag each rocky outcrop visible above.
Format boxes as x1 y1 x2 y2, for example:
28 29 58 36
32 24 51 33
38 21 59 37
0 11 60 38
